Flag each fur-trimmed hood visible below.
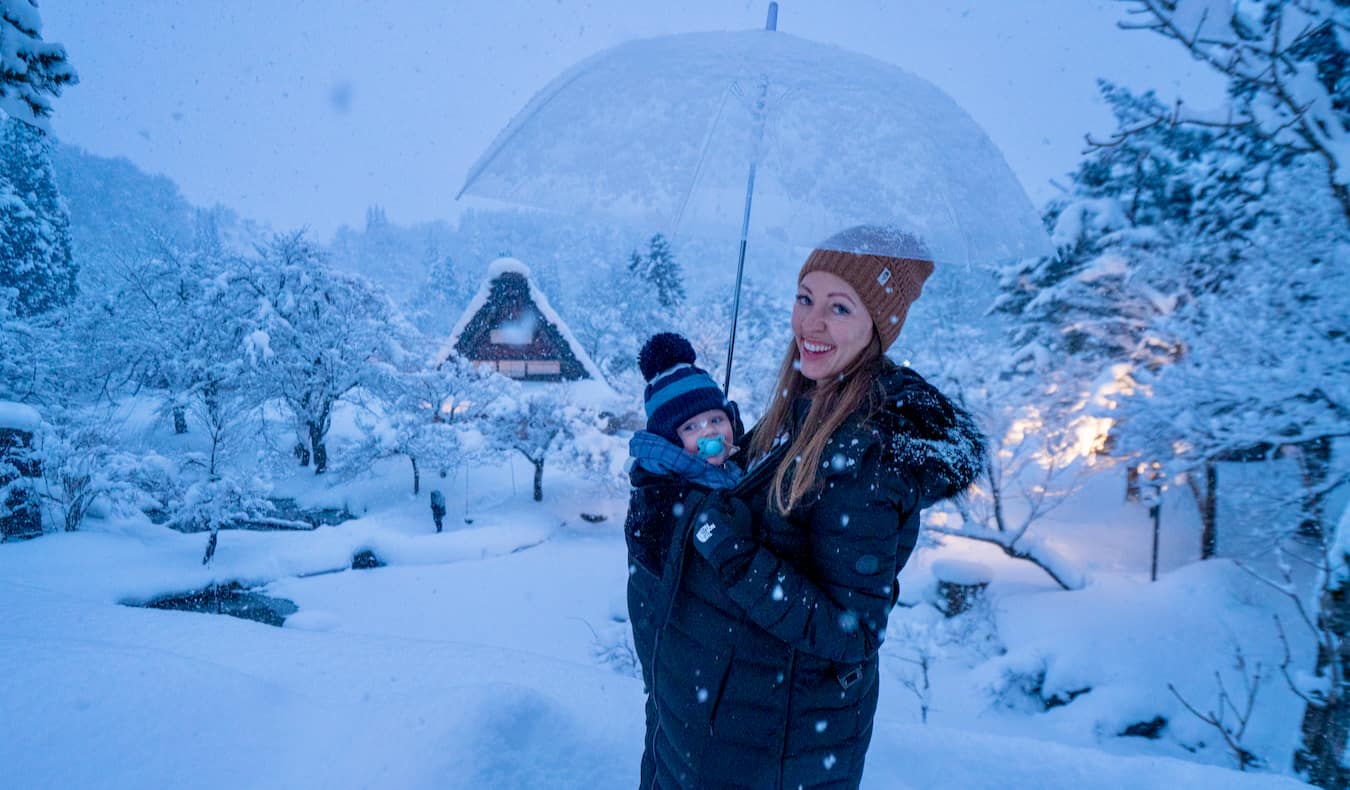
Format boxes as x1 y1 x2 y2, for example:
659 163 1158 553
799 360 985 510
871 361 985 506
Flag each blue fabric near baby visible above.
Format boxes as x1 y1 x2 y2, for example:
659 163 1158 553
629 431 742 490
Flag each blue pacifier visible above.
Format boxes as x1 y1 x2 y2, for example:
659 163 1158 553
697 435 725 459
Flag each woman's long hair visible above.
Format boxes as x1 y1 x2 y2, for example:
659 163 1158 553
747 332 887 515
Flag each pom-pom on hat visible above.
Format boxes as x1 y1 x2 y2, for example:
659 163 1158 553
638 333 728 444
798 225 935 351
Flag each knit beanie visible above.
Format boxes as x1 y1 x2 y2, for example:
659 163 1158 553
797 225 935 351
638 333 728 444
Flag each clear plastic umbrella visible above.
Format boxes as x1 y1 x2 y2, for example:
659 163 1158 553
459 4 1051 386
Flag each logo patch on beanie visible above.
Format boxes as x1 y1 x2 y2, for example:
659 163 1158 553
877 267 892 286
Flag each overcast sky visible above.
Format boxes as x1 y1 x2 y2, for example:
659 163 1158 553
40 1 1226 240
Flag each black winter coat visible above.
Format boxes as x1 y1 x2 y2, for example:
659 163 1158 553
625 463 719 788
631 361 983 790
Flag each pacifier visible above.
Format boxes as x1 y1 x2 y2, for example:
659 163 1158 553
696 435 725 459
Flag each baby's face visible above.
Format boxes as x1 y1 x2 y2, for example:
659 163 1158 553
677 408 735 466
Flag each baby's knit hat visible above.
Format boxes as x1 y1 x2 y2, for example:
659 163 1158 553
638 333 728 444
797 225 935 351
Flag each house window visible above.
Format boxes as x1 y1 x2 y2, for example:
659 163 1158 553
497 360 527 378
490 312 539 346
526 360 561 376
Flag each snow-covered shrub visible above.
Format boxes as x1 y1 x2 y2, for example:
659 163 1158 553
37 415 141 532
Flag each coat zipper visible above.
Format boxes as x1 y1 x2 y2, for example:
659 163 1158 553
648 443 788 785
647 487 711 785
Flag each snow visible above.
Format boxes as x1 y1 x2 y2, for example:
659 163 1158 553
1330 501 1350 588
0 447 1328 789
244 329 273 361
0 399 41 431
1077 251 1130 283
931 558 993 585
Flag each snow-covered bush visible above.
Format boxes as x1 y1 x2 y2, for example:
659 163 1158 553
37 414 142 531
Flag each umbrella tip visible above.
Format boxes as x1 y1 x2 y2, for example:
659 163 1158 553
766 2 778 31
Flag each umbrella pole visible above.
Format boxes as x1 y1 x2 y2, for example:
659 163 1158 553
722 172 755 395
722 2 779 395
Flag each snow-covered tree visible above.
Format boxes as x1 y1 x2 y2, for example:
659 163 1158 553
167 473 270 565
0 0 76 127
83 234 250 436
0 117 75 316
569 251 668 381
679 276 790 420
1120 0 1350 220
1007 75 1347 560
406 242 472 337
486 385 601 502
996 83 1209 384
236 231 406 474
362 349 505 495
916 321 1095 592
631 233 685 308
0 288 47 402
625 233 685 309
35 409 144 533
1103 6 1350 779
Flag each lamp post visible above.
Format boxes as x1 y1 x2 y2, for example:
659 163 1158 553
1140 461 1166 581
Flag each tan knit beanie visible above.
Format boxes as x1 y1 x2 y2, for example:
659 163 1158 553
797 225 935 351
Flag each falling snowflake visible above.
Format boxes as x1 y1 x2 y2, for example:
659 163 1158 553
697 687 709 703
815 720 828 733
772 584 785 601
823 754 837 770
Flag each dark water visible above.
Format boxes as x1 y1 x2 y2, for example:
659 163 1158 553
131 582 298 627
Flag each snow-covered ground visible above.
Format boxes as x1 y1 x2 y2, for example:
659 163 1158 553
0 449 1322 788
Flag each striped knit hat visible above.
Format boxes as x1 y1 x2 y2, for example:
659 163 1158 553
638 333 728 444
798 225 935 351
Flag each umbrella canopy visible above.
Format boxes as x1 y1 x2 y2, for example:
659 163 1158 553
459 28 1051 266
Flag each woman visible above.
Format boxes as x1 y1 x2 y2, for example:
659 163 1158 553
635 226 985 789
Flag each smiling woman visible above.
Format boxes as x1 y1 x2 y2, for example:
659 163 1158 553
637 225 986 789
792 271 874 382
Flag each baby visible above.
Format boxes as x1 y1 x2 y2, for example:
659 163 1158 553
628 332 742 482
624 332 744 786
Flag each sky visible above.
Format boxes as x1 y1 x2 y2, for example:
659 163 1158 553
39 1 1226 241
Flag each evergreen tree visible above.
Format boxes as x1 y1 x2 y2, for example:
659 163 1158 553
645 233 685 308
0 0 77 127
996 83 1211 380
627 233 685 308
407 241 469 337
0 116 75 316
